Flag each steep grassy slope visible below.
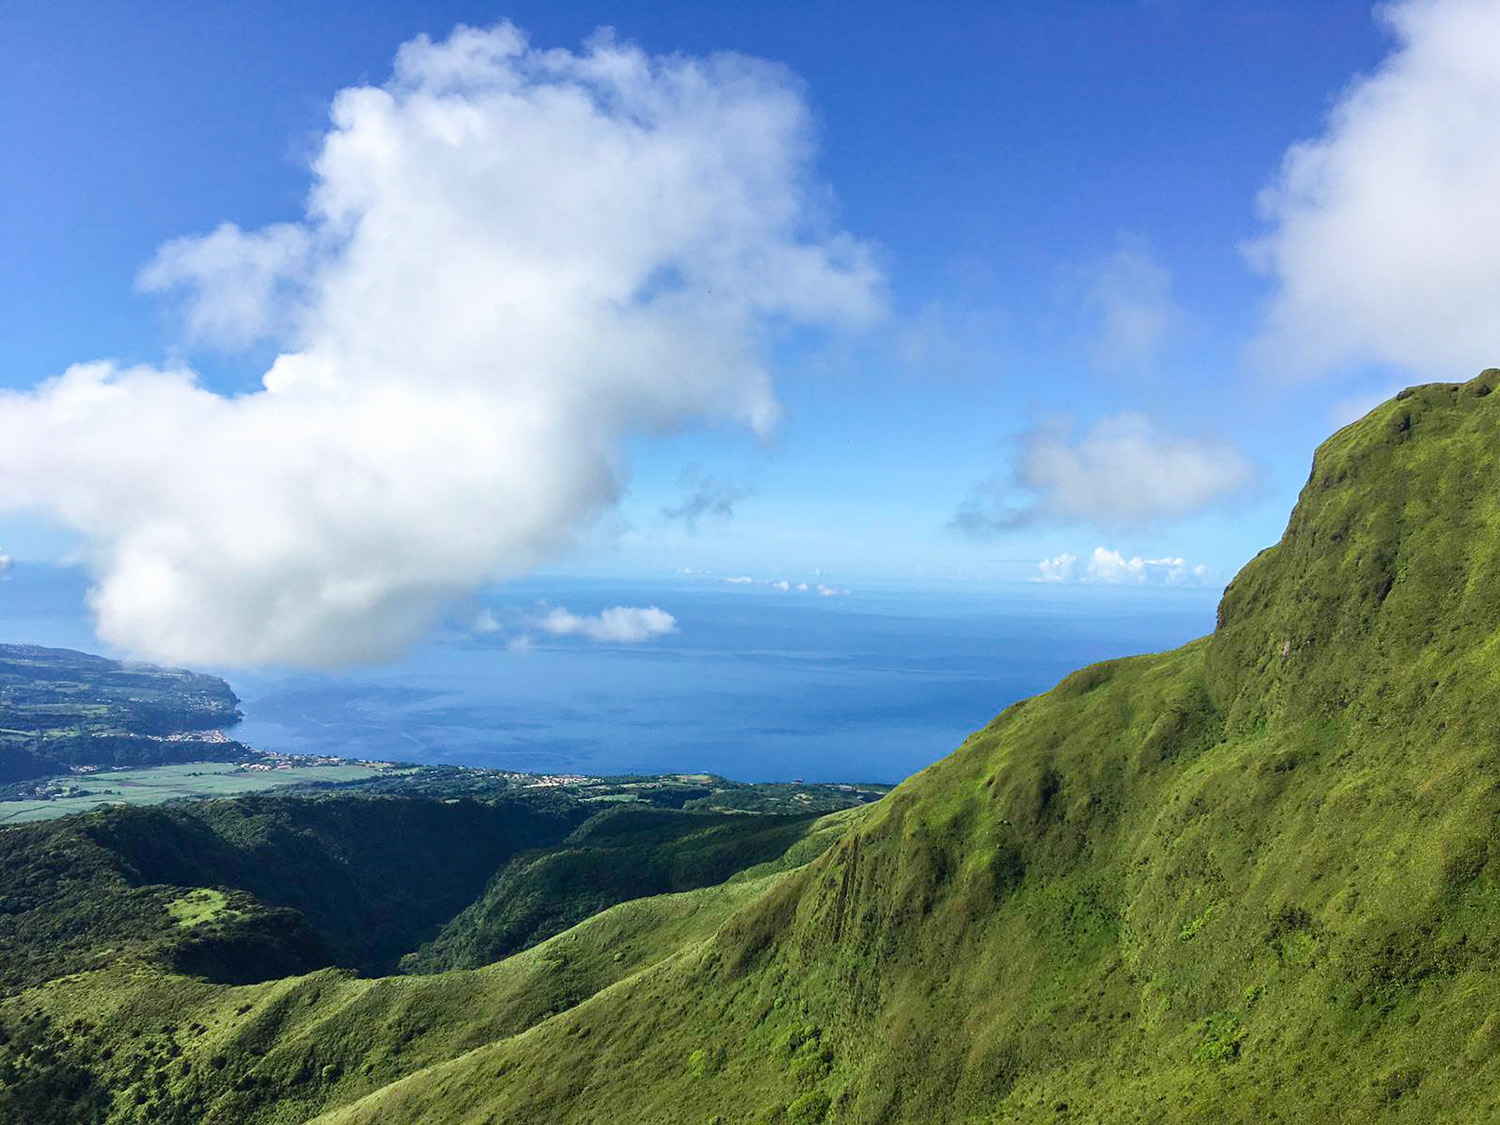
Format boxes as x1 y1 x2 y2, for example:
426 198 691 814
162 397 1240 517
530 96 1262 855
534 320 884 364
0 877 763 1125
314 372 1500 1123
409 805 833 972
0 809 864 1124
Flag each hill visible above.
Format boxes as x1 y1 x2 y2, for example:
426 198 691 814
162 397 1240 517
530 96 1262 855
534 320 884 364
8 373 1500 1122
406 804 842 972
0 793 587 992
0 795 857 1123
311 370 1500 1122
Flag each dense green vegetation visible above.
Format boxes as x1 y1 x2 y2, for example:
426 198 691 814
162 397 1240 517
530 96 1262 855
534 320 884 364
0 793 586 989
0 644 250 782
0 778 856 1120
8 374 1500 1121
0 870 810 1125
407 804 841 972
0 795 856 1122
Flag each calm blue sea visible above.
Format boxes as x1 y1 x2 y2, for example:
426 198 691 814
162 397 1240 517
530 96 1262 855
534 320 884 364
0 567 1218 784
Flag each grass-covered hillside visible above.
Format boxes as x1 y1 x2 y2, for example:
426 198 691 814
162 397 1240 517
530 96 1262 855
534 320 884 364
0 644 250 782
307 371 1500 1123
407 804 840 972
0 861 843 1125
0 791 857 1123
9 373 1500 1122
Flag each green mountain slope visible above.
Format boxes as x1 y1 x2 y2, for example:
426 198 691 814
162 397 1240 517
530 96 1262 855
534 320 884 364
8 373 1500 1123
0 807 864 1124
312 371 1500 1123
408 805 838 972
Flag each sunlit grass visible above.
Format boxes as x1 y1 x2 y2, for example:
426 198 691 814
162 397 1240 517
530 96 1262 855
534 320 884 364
166 888 237 928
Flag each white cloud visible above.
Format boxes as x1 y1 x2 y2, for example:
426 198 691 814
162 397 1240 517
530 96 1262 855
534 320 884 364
1082 547 1208 586
720 575 848 596
1036 546 1210 587
1248 0 1500 380
471 608 503 634
536 605 678 643
1067 233 1180 372
1037 552 1076 582
137 222 313 348
0 23 881 668
953 412 1254 534
0 551 12 577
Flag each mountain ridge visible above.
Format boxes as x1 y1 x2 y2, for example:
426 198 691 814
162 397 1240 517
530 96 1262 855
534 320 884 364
8 373 1500 1122
315 370 1500 1122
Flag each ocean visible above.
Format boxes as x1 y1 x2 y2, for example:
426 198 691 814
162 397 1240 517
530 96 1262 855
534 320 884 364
0 567 1218 784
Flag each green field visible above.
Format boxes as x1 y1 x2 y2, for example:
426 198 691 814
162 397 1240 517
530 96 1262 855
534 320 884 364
0 760 389 824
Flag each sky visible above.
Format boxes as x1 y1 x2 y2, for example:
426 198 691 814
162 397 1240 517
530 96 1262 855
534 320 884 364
2 0 1498 668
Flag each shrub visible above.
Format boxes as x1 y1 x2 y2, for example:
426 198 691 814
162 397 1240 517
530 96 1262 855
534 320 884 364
786 1090 831 1125
687 1048 711 1079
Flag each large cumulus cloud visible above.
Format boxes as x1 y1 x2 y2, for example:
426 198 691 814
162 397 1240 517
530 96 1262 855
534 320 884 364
0 23 882 667
1248 0 1500 380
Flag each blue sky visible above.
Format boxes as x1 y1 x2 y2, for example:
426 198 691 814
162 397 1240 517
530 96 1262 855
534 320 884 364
2 0 1496 667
